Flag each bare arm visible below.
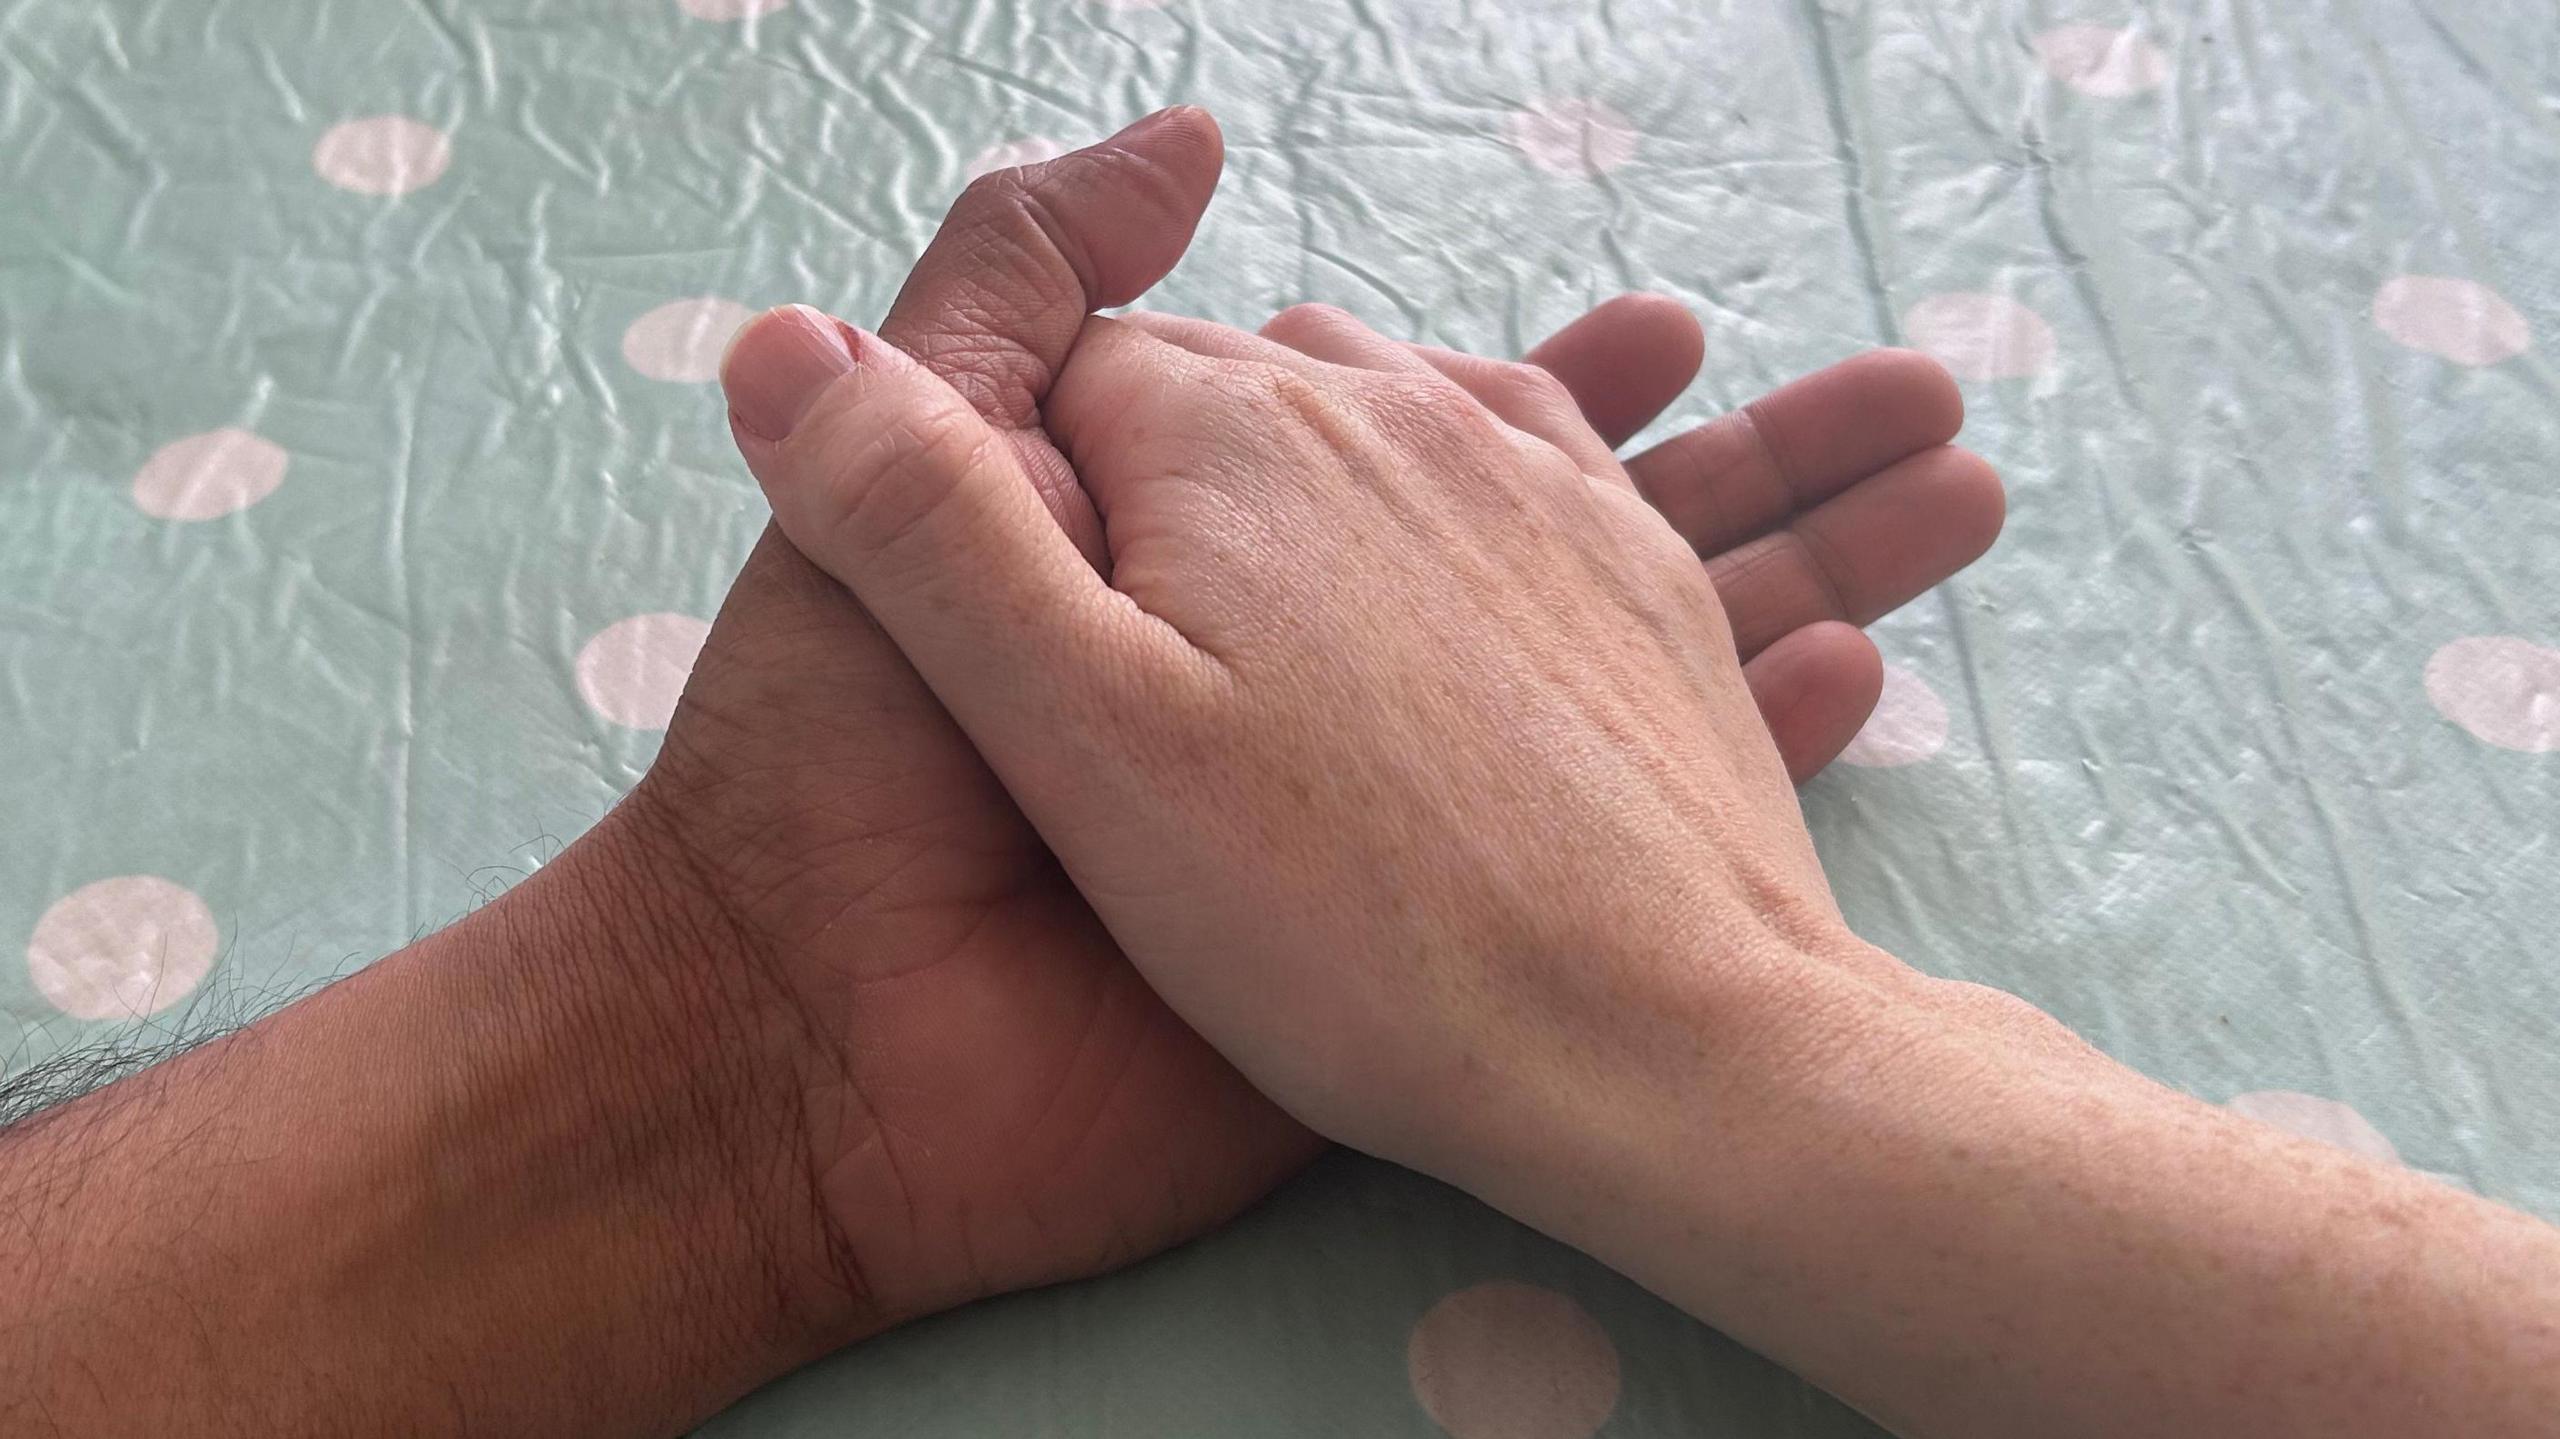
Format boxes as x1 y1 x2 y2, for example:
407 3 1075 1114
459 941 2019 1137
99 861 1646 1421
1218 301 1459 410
1473 951 2560 1438
0 806 866 1435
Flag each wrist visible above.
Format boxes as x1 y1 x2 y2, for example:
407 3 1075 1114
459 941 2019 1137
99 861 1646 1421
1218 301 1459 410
281 792 882 1429
1420 918 1914 1230
462 793 884 1358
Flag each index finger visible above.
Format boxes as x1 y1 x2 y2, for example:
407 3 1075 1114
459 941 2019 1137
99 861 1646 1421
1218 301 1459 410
1519 292 1706 447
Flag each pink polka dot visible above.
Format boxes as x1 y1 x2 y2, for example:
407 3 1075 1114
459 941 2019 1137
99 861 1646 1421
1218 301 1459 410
2031 25 2170 98
28 876 218 1021
2425 636 2560 752
130 427 288 521
1839 662 1950 768
1902 293 2056 381
2373 276 2531 366
312 116 452 196
679 0 788 17
1409 1282 1620 1439
576 613 711 731
1507 99 1639 178
622 297 757 383
2226 1091 2400 1164
966 136 1074 180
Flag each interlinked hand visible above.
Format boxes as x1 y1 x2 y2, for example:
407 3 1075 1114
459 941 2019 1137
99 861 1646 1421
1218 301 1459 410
725 291 1949 1192
674 109 1999 1328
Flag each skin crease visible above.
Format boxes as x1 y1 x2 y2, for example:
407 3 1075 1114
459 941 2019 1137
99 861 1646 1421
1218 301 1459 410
642 108 2002 1326
724 289 2560 1434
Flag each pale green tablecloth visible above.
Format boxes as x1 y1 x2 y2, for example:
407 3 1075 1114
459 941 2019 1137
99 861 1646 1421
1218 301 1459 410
5 1 2553 1432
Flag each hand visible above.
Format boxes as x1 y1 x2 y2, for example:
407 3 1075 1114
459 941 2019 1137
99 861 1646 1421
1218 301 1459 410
1359 302 2000 781
724 293 1878 1170
662 109 1998 1329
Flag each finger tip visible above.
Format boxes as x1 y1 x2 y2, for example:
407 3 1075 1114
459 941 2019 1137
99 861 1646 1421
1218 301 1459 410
1825 620 1886 693
1613 291 1705 353
1868 346 1966 441
1938 446 2008 557
1526 292 1705 444
721 304 832 379
1159 103 1224 146
1575 292 1703 367
1111 104 1226 177
1796 619 1884 695
1052 108 1223 307
1756 622 1884 783
721 304 878 447
1272 300 1349 325
716 306 776 393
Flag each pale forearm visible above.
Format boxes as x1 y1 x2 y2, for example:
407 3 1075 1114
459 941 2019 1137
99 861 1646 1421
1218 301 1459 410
1492 955 2560 1439
0 807 862 1436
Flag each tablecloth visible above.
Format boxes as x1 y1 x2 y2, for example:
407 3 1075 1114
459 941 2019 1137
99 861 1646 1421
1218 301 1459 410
5 1 2553 1433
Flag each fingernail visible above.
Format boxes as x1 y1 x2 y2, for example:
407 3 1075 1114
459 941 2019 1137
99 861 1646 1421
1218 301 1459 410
724 304 856 442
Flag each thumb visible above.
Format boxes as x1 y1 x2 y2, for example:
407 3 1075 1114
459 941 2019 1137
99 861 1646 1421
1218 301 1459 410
721 303 1155 749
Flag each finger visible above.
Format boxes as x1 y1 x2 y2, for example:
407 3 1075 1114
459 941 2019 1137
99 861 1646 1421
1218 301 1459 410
1519 292 1706 448
1260 303 1435 373
1743 622 1885 784
725 307 1177 731
692 108 1222 765
1406 345 1625 481
1707 444 2004 659
1125 310 1323 368
877 105 1226 562
883 106 1222 427
1627 347 1964 557
1042 315 1214 519
1049 314 1335 535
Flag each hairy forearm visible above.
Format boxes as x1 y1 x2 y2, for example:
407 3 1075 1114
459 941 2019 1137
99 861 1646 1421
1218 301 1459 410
0 805 862 1436
1484 954 2560 1439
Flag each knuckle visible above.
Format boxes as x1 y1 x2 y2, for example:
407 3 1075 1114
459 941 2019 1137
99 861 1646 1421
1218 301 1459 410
1603 486 1711 580
1247 361 1331 417
945 169 1086 298
1508 360 1571 401
1493 360 1574 414
1263 301 1350 337
1930 979 2090 1055
827 404 998 559
955 167 1023 211
954 163 1057 221
1332 371 1464 450
885 403 997 474
948 170 1048 256
1364 371 1459 415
